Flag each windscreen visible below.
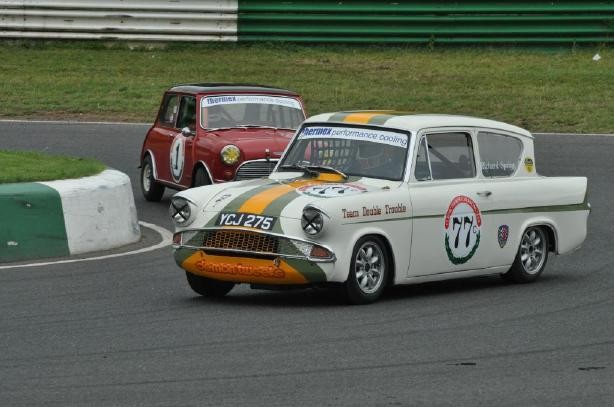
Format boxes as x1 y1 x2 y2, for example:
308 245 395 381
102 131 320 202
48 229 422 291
200 95 305 130
280 125 411 181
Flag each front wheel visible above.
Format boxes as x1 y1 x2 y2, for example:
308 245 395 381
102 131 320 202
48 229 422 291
141 155 165 202
503 226 549 283
343 236 389 304
186 272 235 297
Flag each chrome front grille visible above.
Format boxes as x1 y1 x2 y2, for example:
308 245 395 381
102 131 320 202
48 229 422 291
235 160 278 180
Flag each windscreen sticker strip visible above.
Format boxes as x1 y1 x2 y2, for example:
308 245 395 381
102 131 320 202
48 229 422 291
202 95 301 109
299 126 409 148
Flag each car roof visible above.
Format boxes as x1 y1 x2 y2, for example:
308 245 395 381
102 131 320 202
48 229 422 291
167 83 300 96
306 111 533 138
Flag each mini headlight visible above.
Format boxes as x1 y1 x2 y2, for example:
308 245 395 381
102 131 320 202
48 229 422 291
220 144 241 165
301 207 324 235
169 197 194 226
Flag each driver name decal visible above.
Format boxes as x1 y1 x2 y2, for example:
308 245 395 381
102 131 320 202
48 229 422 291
444 195 482 265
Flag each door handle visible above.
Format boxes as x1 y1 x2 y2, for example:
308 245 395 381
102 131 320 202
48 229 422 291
477 190 492 197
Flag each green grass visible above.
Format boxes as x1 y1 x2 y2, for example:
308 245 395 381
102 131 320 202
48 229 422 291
0 150 106 183
0 41 612 133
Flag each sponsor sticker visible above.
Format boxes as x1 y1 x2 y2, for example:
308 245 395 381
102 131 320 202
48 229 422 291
498 225 510 248
201 95 301 110
299 126 409 148
444 195 482 265
524 157 534 172
195 259 285 279
170 134 186 183
297 183 367 198
216 212 276 231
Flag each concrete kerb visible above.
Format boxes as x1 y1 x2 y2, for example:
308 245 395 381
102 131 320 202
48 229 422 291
0 169 140 263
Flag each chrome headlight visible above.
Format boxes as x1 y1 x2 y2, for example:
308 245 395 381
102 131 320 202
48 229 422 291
169 196 194 227
220 144 241 165
301 206 324 236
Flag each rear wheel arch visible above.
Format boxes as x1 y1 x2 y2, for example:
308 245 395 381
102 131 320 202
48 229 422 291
521 222 557 254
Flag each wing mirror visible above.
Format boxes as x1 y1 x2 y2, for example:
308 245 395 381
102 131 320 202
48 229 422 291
181 127 195 137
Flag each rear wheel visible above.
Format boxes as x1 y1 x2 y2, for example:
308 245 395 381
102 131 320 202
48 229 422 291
503 226 549 283
193 166 211 188
141 155 165 202
343 236 389 304
186 272 235 297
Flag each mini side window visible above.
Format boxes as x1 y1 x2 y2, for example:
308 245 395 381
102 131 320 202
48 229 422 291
425 132 476 180
176 96 196 131
159 94 180 127
478 132 523 177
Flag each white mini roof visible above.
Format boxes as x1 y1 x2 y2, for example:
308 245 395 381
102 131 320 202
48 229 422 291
305 112 533 139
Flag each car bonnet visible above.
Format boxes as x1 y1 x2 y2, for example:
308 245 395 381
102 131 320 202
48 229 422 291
201 173 384 220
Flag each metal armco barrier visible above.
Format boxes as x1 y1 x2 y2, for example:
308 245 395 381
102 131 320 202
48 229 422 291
0 0 238 41
237 1 614 44
1 0 614 44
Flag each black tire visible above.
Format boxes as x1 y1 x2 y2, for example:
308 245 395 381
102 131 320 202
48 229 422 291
192 166 211 188
503 226 549 283
140 155 165 202
185 272 235 297
343 236 389 304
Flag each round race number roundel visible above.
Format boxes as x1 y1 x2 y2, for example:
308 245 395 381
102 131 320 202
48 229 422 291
170 135 186 183
444 195 482 265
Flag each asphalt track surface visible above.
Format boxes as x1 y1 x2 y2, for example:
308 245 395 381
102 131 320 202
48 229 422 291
1 121 612 406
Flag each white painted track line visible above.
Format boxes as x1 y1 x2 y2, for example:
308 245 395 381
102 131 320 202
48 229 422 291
0 221 172 270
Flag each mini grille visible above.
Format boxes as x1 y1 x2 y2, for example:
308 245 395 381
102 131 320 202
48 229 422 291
203 230 278 253
235 160 278 180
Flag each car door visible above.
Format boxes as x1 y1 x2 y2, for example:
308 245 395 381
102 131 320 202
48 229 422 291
408 129 493 277
472 129 528 268
173 95 197 187
149 93 180 184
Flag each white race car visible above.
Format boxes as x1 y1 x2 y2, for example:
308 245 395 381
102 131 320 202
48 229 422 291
170 112 590 304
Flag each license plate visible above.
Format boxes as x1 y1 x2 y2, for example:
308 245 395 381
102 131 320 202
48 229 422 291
216 213 276 231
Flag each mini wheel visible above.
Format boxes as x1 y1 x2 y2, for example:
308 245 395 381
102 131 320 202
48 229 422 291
344 236 389 304
185 272 234 297
141 155 165 201
503 226 549 283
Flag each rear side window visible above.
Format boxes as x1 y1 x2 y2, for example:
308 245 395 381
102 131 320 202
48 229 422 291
159 94 180 127
422 132 476 180
478 132 523 177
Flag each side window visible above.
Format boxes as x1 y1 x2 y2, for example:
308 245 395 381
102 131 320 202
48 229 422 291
159 94 180 127
426 132 476 180
478 132 523 177
176 96 196 131
414 136 431 181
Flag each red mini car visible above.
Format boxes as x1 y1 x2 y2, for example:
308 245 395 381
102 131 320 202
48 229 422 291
139 83 306 201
